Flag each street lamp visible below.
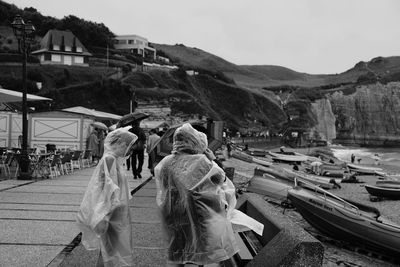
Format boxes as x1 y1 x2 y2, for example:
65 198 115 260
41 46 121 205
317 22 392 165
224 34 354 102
11 15 35 180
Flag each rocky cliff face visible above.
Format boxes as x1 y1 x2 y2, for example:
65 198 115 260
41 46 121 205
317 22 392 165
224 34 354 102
310 99 336 142
328 82 400 146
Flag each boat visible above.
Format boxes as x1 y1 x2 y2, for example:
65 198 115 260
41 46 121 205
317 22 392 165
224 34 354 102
376 180 400 189
244 148 269 157
252 157 272 167
347 163 382 175
268 151 308 163
246 173 292 201
365 185 400 199
288 183 400 257
256 166 337 189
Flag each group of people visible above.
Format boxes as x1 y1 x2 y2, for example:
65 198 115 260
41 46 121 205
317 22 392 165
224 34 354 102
87 121 161 178
77 123 262 267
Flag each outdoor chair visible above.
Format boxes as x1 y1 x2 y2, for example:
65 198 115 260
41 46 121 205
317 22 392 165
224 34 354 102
0 153 13 179
81 150 92 168
71 150 82 170
60 152 73 175
49 154 61 178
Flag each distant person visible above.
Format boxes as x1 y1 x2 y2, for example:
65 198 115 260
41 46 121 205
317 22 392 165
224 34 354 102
357 158 362 164
373 154 380 165
146 129 160 176
98 129 106 158
226 139 232 158
127 121 146 179
88 128 99 162
351 154 355 164
77 127 138 266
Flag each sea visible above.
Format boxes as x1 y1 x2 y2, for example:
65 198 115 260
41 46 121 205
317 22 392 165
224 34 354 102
330 144 400 175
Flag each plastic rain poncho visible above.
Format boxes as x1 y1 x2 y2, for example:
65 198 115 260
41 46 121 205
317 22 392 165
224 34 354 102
76 126 138 267
155 123 264 265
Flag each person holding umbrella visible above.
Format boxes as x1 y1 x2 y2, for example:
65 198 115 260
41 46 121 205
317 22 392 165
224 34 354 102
127 120 147 179
87 128 99 162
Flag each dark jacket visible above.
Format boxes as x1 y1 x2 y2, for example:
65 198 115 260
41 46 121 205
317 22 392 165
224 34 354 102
130 126 146 151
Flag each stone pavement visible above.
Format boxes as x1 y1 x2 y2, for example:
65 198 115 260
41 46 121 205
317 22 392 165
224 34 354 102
0 162 152 267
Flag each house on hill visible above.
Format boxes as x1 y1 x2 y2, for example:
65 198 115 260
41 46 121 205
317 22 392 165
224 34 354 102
113 34 156 60
31 29 92 66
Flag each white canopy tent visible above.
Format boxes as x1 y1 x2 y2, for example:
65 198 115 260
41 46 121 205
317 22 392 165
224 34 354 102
62 106 122 121
0 88 52 103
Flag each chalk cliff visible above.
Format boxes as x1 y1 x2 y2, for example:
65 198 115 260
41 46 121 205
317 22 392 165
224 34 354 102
328 82 400 146
310 99 336 142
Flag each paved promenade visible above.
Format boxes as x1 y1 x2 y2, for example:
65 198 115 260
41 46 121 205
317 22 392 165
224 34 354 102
0 161 159 267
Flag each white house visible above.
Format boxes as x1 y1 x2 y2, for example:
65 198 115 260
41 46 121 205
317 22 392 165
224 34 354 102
31 29 92 66
113 34 156 60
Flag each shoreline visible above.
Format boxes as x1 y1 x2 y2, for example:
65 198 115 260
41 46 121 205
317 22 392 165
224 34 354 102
222 145 400 267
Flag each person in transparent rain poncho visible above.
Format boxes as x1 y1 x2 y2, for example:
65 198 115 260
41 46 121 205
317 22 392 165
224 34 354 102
155 123 263 267
76 126 138 267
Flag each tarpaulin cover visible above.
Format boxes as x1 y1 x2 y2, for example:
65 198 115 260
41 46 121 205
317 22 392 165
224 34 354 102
155 123 263 265
76 126 137 267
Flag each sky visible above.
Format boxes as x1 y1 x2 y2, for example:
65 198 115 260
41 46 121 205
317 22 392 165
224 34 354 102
7 0 400 74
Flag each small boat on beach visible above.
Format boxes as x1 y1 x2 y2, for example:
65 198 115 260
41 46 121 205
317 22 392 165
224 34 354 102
268 151 308 163
246 173 292 201
257 166 338 189
288 183 400 257
347 163 382 175
365 184 400 199
376 180 400 189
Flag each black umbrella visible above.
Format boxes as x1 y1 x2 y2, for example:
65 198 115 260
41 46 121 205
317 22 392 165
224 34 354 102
116 112 149 128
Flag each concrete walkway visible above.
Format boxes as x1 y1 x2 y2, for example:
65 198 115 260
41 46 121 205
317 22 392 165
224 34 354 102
0 163 152 267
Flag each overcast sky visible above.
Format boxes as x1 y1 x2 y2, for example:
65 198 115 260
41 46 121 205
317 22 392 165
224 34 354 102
7 0 400 74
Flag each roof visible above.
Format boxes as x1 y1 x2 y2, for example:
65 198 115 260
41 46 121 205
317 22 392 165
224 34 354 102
62 106 122 121
32 29 92 56
0 88 52 103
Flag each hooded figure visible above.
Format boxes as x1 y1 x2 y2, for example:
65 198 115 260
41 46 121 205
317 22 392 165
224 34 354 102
77 126 138 267
154 123 240 265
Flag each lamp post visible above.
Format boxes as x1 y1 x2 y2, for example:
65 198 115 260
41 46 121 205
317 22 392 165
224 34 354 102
11 15 35 180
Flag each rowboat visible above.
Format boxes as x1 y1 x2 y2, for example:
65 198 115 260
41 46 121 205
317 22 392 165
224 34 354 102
365 185 400 199
288 183 400 256
347 163 382 175
246 173 292 201
252 157 272 167
268 151 308 163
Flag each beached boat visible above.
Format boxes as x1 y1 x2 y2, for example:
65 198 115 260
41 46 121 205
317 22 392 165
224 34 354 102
252 157 272 167
376 180 400 189
268 151 308 163
244 148 269 157
365 185 400 199
288 184 400 256
246 173 292 201
257 166 336 189
347 163 382 175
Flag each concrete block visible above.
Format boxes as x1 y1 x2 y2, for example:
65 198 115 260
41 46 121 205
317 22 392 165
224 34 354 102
236 193 324 267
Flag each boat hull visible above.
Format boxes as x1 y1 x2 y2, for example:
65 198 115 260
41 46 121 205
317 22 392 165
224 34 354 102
288 188 400 256
247 174 291 201
365 185 400 199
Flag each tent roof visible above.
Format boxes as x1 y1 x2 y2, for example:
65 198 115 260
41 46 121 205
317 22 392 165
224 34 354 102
0 88 52 103
140 119 169 129
62 106 122 121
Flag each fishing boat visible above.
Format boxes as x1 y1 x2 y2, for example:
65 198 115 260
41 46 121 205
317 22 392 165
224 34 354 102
347 163 382 175
246 173 292 201
268 151 308 163
288 183 400 257
365 184 400 199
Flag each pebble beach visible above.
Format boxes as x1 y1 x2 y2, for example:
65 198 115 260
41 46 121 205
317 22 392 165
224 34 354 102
221 145 400 267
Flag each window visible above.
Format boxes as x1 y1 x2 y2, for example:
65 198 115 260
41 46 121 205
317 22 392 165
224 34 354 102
65 45 72 51
53 44 60 50
74 56 84 64
128 40 134 44
76 47 83 52
44 53 51 61
51 54 61 62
